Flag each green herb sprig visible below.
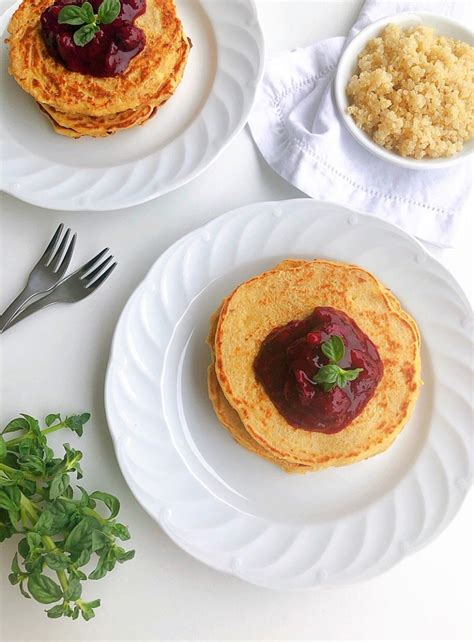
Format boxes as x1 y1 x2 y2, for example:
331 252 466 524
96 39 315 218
58 0 121 47
313 335 363 391
0 413 134 621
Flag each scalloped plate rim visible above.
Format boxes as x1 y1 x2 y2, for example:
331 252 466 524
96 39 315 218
105 198 473 589
0 0 265 211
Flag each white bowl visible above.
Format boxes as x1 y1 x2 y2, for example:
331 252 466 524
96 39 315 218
334 12 474 170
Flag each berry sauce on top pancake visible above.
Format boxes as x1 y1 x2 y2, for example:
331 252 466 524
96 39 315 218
254 307 383 433
41 0 146 77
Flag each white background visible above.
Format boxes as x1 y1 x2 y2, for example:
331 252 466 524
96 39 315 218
0 1 472 640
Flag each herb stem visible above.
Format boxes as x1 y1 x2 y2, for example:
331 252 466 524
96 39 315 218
42 535 70 594
5 422 67 448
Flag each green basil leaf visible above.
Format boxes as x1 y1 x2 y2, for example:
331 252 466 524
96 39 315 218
88 554 108 580
21 415 41 436
91 529 109 552
76 548 91 567
64 577 82 601
45 552 70 571
73 23 99 47
45 414 61 427
18 537 29 558
46 604 64 618
97 0 121 24
321 335 345 363
116 548 135 562
0 486 21 512
90 491 120 518
2 417 29 434
11 552 21 574
19 580 31 599
0 434 6 460
80 1 95 22
64 517 94 553
342 367 364 382
27 573 63 604
65 413 90 436
58 5 88 25
49 473 70 500
113 523 131 540
26 531 43 551
34 510 55 535
9 572 20 585
80 602 96 621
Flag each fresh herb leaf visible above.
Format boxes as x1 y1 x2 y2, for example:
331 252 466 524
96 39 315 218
65 413 90 437
90 491 120 519
73 23 100 47
321 335 345 363
0 412 134 621
313 364 364 391
80 1 95 22
97 0 121 24
0 434 6 460
58 4 88 25
2 417 29 434
45 414 61 427
27 574 63 604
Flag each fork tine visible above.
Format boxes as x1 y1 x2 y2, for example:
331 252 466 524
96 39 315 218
49 228 71 271
41 223 64 263
84 256 113 284
56 232 76 279
79 248 110 277
87 262 117 290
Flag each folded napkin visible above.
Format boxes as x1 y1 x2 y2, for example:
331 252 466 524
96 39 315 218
249 0 473 247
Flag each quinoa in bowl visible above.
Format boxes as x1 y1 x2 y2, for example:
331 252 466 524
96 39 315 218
346 23 474 160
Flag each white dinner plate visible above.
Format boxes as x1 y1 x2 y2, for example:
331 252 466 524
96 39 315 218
105 199 473 589
0 0 264 211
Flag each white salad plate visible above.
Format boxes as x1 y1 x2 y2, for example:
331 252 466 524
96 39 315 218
0 0 264 211
105 199 473 589
334 11 474 170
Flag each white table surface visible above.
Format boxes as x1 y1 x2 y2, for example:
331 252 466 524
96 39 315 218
0 2 472 640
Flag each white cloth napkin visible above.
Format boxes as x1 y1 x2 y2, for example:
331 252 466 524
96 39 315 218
249 0 473 247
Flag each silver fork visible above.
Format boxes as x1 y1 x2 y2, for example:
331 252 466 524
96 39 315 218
0 224 76 332
2 249 117 332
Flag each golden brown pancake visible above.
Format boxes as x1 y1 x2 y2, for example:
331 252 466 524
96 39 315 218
38 102 158 138
213 259 421 469
208 260 420 473
8 0 190 136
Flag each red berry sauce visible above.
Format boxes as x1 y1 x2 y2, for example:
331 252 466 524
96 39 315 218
253 307 384 433
40 0 146 78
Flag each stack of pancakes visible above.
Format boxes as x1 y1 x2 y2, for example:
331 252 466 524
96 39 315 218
7 0 190 138
207 259 421 474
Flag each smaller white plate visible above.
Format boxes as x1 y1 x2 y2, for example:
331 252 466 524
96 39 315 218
0 0 264 211
334 12 474 170
105 199 473 589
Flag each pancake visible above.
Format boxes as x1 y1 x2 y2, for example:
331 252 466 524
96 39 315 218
214 259 421 469
208 260 420 473
38 102 158 138
207 303 311 474
8 0 190 136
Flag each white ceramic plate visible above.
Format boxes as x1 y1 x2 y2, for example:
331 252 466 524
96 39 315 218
334 12 474 170
0 0 264 211
105 199 473 589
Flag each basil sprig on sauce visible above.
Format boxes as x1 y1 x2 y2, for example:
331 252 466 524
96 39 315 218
313 335 363 391
58 0 121 47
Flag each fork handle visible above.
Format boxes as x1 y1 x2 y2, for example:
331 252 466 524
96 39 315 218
0 288 36 333
1 292 61 332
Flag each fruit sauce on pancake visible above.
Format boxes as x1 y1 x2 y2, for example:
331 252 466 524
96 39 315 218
41 0 146 77
254 307 383 433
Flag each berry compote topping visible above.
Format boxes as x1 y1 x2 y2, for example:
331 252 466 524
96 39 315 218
40 0 146 78
253 307 384 433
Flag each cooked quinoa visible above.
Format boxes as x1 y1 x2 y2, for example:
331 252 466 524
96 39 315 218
346 24 474 159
